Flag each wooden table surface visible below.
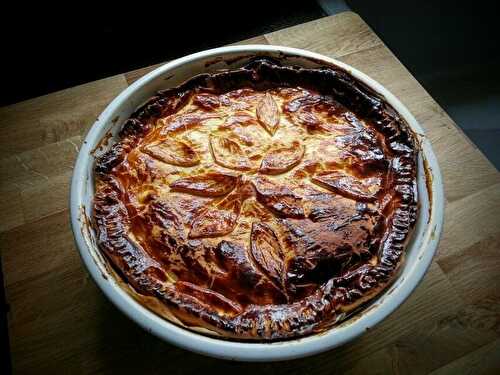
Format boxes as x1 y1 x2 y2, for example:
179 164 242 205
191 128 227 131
1 11 499 375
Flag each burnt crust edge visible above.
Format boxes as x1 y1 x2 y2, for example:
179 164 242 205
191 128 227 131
93 57 418 340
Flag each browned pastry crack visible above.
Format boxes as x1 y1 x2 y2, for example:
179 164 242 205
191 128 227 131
93 58 418 340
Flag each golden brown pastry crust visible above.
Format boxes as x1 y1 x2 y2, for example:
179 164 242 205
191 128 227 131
93 58 418 340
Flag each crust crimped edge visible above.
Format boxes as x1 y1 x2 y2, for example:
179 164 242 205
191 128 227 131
93 58 418 340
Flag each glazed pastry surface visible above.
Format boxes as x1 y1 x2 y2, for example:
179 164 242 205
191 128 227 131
93 58 418 340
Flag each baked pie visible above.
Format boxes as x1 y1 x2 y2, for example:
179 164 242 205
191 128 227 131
93 58 418 340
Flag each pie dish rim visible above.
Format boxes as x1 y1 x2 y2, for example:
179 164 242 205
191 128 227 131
70 44 444 362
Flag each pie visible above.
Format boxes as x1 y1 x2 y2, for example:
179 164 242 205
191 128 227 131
93 58 418 340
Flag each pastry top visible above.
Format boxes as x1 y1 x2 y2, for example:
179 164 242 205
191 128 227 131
93 58 418 340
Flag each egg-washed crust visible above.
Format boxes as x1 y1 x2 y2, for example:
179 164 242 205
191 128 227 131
93 58 418 340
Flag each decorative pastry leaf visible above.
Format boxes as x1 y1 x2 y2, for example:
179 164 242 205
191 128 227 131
291 110 321 131
312 170 381 202
215 240 287 304
160 112 219 134
143 139 200 167
256 93 280 135
252 177 305 218
176 281 242 314
259 141 305 175
284 94 322 112
189 179 249 238
170 172 238 197
189 208 238 239
250 223 285 288
209 135 254 171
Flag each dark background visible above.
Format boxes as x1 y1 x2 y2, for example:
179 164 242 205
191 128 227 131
0 2 324 106
2 1 499 108
1 1 499 373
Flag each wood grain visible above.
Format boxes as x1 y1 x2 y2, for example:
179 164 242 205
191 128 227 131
1 11 499 374
437 183 500 261
0 135 82 231
0 75 127 159
439 232 500 304
265 12 382 59
429 339 500 375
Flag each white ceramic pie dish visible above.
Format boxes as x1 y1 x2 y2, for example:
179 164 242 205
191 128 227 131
70 45 444 362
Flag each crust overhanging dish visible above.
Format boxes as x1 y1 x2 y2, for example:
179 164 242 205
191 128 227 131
92 57 418 341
